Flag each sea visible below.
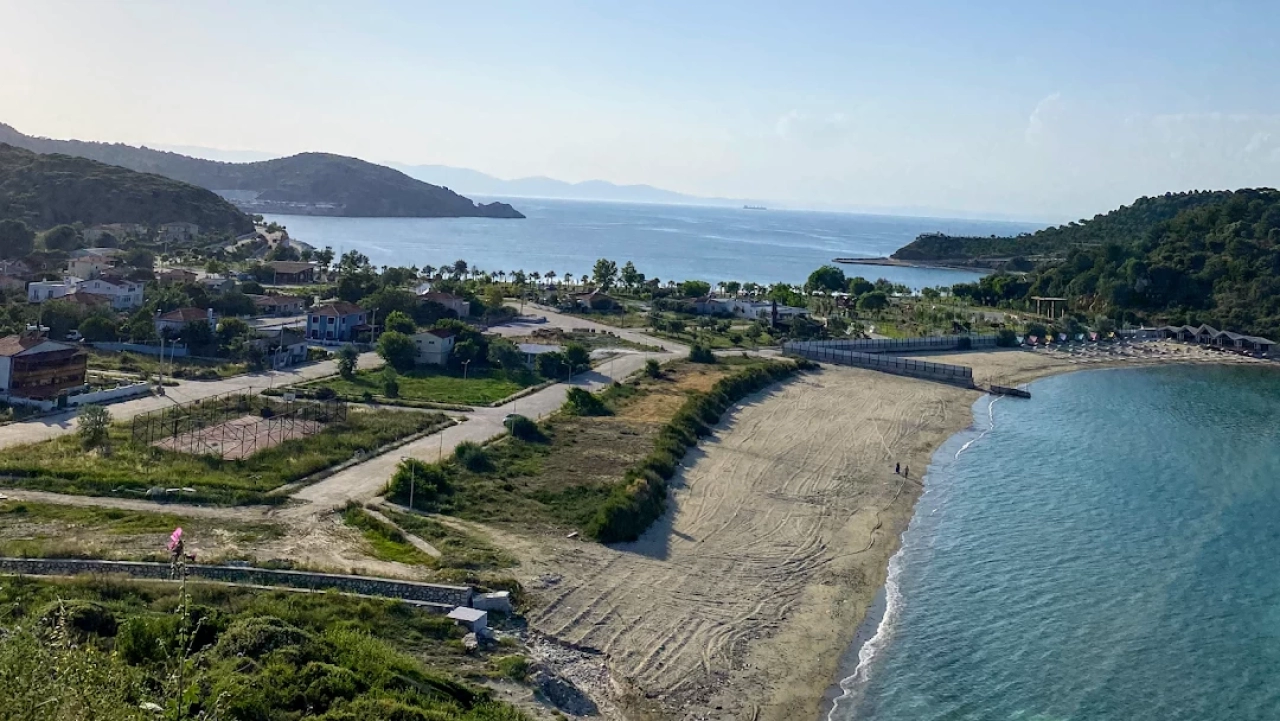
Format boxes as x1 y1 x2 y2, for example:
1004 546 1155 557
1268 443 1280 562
264 198 1043 290
829 364 1280 721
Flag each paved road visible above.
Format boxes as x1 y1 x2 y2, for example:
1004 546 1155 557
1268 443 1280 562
0 352 381 450
293 340 678 508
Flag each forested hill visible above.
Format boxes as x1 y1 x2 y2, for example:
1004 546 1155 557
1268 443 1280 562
0 143 253 233
893 191 1239 263
0 123 524 220
956 189 1280 338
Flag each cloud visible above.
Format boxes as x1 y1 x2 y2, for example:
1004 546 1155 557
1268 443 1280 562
1024 92 1063 145
776 111 852 147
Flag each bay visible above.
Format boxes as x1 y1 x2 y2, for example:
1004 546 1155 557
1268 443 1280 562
265 198 1042 290
831 364 1280 721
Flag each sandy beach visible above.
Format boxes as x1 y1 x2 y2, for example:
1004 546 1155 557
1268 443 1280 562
510 345 1272 720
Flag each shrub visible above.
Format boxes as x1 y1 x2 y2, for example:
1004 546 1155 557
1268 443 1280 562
386 459 454 510
338 345 359 379
381 367 400 398
586 361 801 543
315 386 338 400
563 387 609 416
996 329 1018 347
39 599 117 639
644 358 662 378
213 616 315 660
493 655 530 682
688 344 716 364
454 441 493 473
77 404 111 450
505 414 543 442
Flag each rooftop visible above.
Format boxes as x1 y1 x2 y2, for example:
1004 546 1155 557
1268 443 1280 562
264 261 317 274
518 343 562 355
446 607 487 623
310 301 364 317
158 307 212 323
0 335 74 357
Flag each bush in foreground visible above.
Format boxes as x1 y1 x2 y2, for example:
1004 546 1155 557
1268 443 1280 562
563 387 610 416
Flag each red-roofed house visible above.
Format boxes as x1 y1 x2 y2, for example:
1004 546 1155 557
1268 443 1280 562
306 302 368 342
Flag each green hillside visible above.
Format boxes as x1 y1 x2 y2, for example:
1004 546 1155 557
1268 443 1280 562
955 189 1280 338
0 143 253 233
893 191 1239 263
0 123 524 219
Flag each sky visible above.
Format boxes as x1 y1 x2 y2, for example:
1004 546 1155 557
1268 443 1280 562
2 0 1280 221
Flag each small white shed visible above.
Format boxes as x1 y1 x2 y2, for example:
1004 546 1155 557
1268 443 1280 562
447 606 488 635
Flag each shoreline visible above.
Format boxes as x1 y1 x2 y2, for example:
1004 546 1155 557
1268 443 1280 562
800 349 1278 721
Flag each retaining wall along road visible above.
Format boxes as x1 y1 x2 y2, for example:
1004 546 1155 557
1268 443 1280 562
786 334 997 355
0 558 472 607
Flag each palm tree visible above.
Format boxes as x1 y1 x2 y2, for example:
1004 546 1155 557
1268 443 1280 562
545 270 557 285
716 281 726 296
496 270 507 284
580 274 590 287
531 271 542 286
452 259 468 279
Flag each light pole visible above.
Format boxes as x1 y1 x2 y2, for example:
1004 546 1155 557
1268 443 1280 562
461 359 471 380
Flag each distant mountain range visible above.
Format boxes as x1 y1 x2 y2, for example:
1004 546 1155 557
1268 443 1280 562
0 124 523 220
387 163 726 205
0 143 253 233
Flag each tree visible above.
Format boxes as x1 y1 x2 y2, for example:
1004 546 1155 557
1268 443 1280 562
847 276 875 296
857 291 890 312
337 345 359 379
338 250 372 276
0 219 35 258
384 310 416 335
563 342 591 372
678 280 711 298
451 259 469 279
921 287 941 300
216 318 255 356
315 246 335 275
380 366 400 397
266 244 300 262
667 318 686 336
620 261 641 290
78 315 119 342
77 404 111 450
487 337 526 373
42 225 81 252
767 283 805 307
179 320 215 352
535 350 566 378
724 281 742 296
592 258 618 291
377 331 417 372
806 265 847 293
210 292 256 318
688 344 716 364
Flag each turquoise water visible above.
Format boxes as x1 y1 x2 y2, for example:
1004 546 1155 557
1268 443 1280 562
831 364 1280 721
265 199 1041 290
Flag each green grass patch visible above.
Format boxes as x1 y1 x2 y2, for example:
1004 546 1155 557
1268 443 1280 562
307 366 536 405
87 349 248 379
380 507 516 571
0 404 448 504
0 576 531 720
340 503 434 566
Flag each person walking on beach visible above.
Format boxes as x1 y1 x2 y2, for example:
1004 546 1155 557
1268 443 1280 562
895 462 901 475
904 466 910 479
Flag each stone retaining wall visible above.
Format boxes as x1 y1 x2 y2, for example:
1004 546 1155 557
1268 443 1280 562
0 558 472 607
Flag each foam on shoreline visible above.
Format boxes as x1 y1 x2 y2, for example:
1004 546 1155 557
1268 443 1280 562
822 394 1000 721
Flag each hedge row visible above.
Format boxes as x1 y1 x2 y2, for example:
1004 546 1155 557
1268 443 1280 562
585 360 809 543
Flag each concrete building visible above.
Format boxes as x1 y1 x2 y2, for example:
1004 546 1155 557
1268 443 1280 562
418 291 470 318
157 269 198 285
74 278 145 309
158 222 200 242
446 607 488 636
0 260 31 292
0 332 88 400
67 253 117 279
410 328 456 365
695 297 808 323
249 294 305 316
27 278 81 303
82 225 145 243
155 307 216 337
198 275 237 295
306 301 369 342
572 289 617 311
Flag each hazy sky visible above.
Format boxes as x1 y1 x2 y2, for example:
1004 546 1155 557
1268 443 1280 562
3 0 1279 220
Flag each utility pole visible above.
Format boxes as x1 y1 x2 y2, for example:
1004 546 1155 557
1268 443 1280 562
408 460 415 510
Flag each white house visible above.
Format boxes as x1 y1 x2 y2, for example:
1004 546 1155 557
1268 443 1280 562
66 253 116 279
695 298 808 323
74 278 145 309
411 328 456 365
155 307 216 337
27 278 82 303
517 342 562 369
